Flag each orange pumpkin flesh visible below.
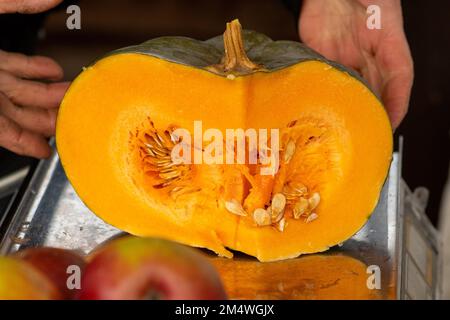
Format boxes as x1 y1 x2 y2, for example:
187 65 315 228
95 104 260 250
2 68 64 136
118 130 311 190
56 20 392 261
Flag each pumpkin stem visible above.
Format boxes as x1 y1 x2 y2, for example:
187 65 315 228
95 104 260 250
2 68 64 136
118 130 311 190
206 19 264 76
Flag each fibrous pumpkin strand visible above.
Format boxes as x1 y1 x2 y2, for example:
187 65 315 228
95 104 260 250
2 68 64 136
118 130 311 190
169 186 201 199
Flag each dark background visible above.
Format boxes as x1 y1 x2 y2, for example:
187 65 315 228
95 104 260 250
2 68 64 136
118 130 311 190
0 0 449 225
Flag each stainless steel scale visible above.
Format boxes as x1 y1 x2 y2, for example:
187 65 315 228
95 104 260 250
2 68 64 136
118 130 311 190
0 141 442 299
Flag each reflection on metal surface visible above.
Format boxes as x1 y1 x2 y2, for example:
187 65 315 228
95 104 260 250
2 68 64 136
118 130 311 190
0 146 441 299
209 253 382 300
0 152 120 255
0 167 29 198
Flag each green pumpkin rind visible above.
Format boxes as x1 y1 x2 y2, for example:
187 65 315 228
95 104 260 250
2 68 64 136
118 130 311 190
102 30 372 95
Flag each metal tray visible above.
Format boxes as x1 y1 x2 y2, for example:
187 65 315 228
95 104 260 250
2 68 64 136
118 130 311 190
0 145 440 299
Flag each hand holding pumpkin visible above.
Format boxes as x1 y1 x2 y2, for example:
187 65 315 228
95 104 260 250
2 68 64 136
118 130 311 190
0 0 67 158
298 0 413 129
0 0 63 14
0 50 69 158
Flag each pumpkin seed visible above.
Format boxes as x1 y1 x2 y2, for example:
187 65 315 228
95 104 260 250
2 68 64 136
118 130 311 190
305 213 318 223
270 193 286 224
283 182 308 203
253 208 271 226
272 211 285 224
277 217 286 232
159 170 180 180
308 192 320 211
293 197 309 219
225 199 247 216
271 193 286 214
284 139 296 163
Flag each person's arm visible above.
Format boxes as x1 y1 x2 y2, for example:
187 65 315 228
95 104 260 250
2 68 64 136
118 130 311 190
0 0 69 158
298 0 413 129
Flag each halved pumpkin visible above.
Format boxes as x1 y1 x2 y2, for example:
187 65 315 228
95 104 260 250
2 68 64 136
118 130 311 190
56 20 392 261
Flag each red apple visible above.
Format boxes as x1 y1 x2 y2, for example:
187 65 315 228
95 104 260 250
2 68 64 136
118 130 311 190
14 247 86 300
0 256 61 300
78 236 227 300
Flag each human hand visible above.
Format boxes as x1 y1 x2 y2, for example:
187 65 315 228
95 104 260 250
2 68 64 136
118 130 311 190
298 0 413 129
0 50 70 158
0 0 63 14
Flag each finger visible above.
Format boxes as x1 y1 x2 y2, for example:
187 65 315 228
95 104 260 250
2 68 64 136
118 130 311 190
360 52 383 97
0 50 64 80
0 93 56 136
375 33 414 129
0 115 51 158
0 0 63 14
0 72 70 109
382 69 414 129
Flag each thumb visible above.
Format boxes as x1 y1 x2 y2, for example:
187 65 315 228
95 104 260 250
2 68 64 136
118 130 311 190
0 0 63 14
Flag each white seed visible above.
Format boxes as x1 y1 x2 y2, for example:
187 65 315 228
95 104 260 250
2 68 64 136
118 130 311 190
308 192 321 211
293 197 309 219
226 74 236 80
253 208 272 226
277 218 286 232
284 140 296 163
272 210 285 224
305 213 318 223
225 199 247 216
271 193 286 214
283 182 308 203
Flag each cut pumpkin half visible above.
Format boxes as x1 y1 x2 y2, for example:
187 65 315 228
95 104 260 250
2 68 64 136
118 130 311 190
56 20 392 261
